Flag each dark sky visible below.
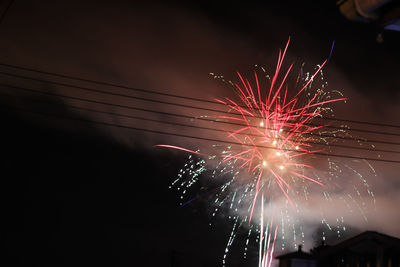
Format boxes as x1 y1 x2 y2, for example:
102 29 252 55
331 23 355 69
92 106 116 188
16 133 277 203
0 1 399 266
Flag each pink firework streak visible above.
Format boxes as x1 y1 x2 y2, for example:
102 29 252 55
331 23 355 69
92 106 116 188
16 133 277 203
213 39 345 222
156 38 347 266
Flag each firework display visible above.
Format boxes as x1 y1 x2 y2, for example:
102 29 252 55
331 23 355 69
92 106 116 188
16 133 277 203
156 40 375 266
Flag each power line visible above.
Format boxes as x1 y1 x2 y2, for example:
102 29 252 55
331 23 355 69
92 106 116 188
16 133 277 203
0 71 227 114
0 71 399 138
0 62 399 129
1 90 399 155
0 0 14 26
2 103 399 164
1 82 400 147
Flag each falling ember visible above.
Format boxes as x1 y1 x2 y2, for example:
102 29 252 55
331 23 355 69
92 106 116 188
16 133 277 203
155 39 375 266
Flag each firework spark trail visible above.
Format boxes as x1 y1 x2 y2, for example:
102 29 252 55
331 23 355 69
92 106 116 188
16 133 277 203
211 40 345 212
155 40 375 266
154 144 201 155
258 195 278 267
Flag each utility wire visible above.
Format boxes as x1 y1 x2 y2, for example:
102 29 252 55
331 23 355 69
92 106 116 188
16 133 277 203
1 103 400 164
1 82 400 147
0 71 399 138
0 62 399 129
1 90 399 155
0 0 14 26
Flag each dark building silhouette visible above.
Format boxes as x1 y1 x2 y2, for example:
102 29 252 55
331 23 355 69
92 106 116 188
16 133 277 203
276 245 317 267
276 231 400 267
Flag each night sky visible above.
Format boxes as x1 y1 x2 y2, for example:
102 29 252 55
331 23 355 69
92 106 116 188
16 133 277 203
0 1 399 266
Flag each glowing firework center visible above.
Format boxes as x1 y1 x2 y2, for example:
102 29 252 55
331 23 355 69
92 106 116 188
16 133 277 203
259 121 288 172
219 77 331 212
